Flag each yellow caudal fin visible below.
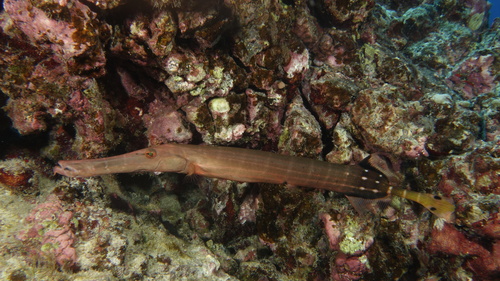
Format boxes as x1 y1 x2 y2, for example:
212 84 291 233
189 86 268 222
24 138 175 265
391 188 455 223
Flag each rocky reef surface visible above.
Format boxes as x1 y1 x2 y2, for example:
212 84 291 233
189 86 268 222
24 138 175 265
0 0 498 280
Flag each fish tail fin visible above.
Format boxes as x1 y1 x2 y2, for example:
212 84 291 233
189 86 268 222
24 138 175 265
391 188 455 223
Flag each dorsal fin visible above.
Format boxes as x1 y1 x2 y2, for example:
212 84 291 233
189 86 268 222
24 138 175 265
359 154 400 184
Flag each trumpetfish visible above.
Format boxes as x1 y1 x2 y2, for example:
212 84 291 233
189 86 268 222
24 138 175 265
53 144 455 222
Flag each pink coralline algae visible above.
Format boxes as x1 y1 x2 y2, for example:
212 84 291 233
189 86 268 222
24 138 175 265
331 253 371 281
238 193 259 224
0 0 115 157
447 55 497 99
403 135 429 158
284 50 310 80
143 100 192 145
66 82 118 158
428 223 500 280
17 195 77 269
320 213 341 250
4 0 109 74
4 98 48 134
319 213 373 280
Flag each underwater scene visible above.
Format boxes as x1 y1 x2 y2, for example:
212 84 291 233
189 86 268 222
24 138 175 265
0 0 498 280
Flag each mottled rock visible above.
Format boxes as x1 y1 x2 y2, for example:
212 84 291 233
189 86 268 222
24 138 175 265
278 96 323 157
143 100 192 145
4 0 110 74
351 84 431 158
303 70 359 129
0 0 499 280
447 55 497 99
310 0 375 27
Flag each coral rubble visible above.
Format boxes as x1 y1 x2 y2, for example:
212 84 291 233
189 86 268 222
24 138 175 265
0 0 498 280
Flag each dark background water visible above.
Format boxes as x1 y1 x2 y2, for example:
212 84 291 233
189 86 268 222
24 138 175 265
490 0 499 26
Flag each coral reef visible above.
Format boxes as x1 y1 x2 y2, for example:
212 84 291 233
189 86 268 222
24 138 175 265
0 0 499 280
16 195 77 269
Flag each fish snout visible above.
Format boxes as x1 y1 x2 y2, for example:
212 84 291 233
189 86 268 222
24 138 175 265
53 161 80 177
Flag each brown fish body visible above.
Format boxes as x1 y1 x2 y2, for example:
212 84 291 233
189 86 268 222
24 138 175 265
54 144 454 222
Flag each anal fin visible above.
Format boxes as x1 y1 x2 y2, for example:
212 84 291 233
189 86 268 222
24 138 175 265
346 195 392 217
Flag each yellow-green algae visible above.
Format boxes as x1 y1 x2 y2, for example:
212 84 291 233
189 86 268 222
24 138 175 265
339 217 371 255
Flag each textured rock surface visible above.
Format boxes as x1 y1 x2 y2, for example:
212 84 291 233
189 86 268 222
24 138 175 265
0 0 498 280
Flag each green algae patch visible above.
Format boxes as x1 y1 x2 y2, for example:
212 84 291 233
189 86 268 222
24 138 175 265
339 217 368 255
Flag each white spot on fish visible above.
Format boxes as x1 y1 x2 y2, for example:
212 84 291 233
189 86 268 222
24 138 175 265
387 186 393 194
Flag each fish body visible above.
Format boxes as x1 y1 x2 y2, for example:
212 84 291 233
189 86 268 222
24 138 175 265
54 144 455 222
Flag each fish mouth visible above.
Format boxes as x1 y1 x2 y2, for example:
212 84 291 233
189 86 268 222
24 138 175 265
53 161 80 177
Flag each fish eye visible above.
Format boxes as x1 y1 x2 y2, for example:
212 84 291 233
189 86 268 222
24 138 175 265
145 148 157 159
